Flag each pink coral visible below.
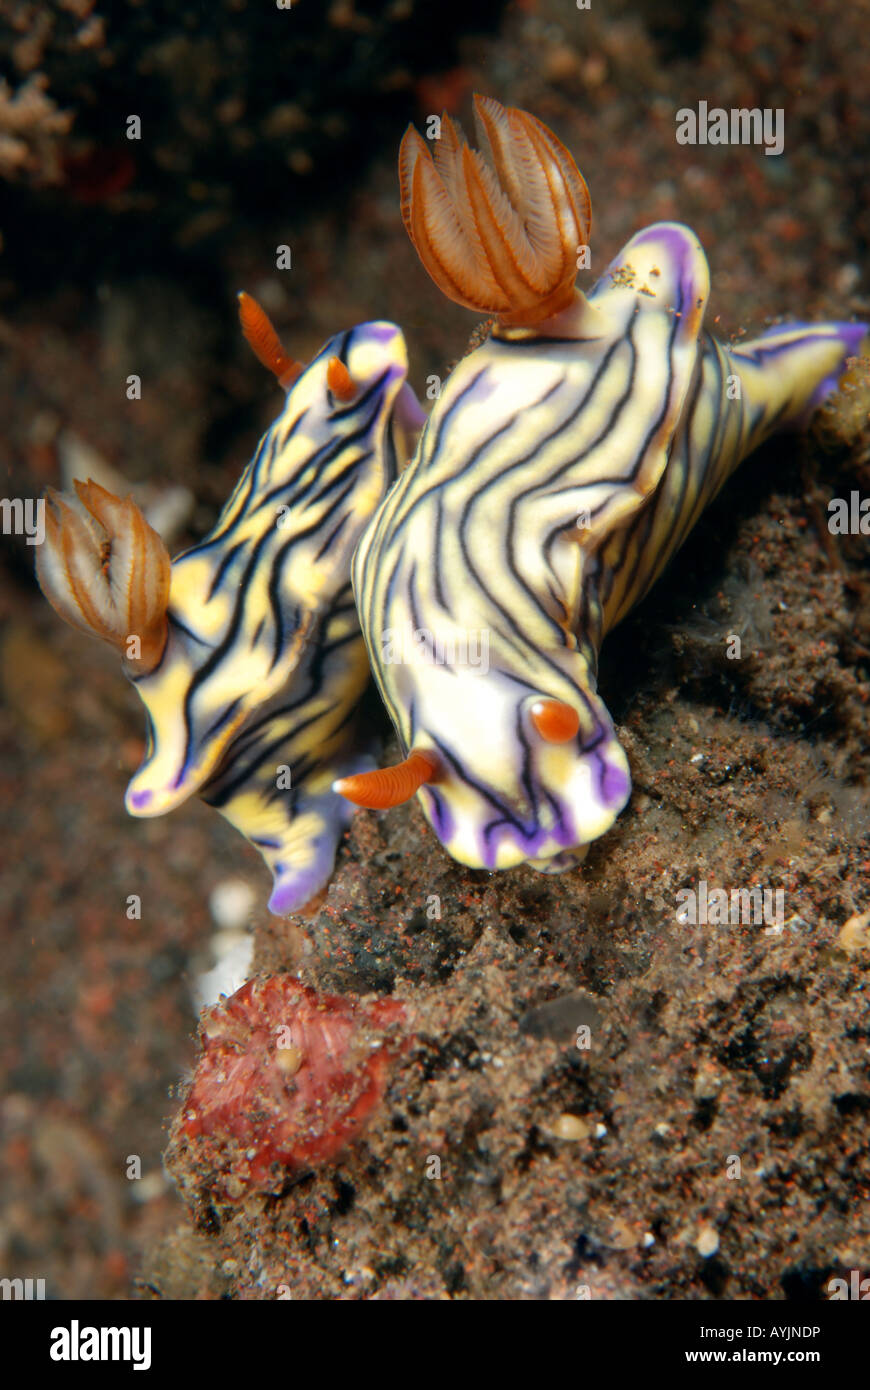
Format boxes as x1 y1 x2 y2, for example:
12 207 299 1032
174 976 408 1203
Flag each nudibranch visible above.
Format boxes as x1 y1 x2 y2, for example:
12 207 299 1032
37 297 424 912
341 95 867 874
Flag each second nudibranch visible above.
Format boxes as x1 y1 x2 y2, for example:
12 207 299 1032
37 298 424 913
340 95 867 874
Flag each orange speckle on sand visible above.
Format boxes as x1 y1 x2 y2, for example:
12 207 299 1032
104 1250 129 1283
79 982 114 1019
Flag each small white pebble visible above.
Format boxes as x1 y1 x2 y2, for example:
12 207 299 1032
209 878 257 930
834 263 861 296
211 928 249 962
192 936 254 1012
642 1232 655 1249
594 1123 608 1139
838 910 870 954
690 752 704 764
652 179 677 201
129 1171 167 1203
696 1224 720 1258
275 1045 303 1076
552 1114 591 1141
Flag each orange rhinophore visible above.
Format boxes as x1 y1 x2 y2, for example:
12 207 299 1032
326 355 356 401
237 291 303 388
399 94 591 327
36 477 171 674
334 749 440 809
530 699 581 743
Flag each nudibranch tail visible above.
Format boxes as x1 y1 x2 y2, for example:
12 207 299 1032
237 291 303 389
399 94 591 327
36 478 171 675
598 312 868 633
739 320 868 428
334 749 439 809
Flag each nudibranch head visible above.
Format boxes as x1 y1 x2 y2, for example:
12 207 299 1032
334 651 632 873
125 318 422 819
399 94 591 327
36 477 171 675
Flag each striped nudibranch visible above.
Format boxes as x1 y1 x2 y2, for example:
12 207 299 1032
37 298 424 913
341 95 867 875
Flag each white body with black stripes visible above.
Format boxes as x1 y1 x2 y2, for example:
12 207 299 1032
127 320 421 911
